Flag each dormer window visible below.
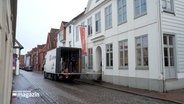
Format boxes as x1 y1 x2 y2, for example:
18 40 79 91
162 0 174 13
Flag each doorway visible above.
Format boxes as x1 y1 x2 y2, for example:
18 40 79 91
96 46 102 81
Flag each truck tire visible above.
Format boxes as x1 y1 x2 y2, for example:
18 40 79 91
51 74 54 80
54 74 59 81
44 72 47 79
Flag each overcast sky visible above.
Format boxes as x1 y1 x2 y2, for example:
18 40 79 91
16 0 88 54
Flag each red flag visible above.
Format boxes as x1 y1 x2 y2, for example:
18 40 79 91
80 27 87 54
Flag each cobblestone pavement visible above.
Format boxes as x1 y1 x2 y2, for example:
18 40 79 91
12 70 179 104
12 73 48 104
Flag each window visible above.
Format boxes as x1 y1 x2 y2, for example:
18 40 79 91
95 12 101 33
117 0 127 25
119 40 128 68
76 27 79 42
69 26 71 34
136 35 148 68
87 17 92 36
88 48 93 69
105 4 112 30
162 0 174 13
106 44 113 68
134 0 147 18
163 34 175 67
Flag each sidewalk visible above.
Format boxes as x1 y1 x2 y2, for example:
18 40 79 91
77 79 184 104
11 74 48 104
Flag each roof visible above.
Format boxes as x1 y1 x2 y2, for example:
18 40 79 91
14 39 24 49
37 44 45 49
46 28 59 50
65 10 85 27
62 21 68 25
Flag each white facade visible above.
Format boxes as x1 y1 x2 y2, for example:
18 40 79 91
160 0 184 90
0 0 17 103
57 30 66 47
66 25 74 47
66 0 184 92
57 24 74 48
13 40 23 75
13 44 20 75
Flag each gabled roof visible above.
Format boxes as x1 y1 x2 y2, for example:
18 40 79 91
60 21 68 30
37 44 45 49
85 0 109 15
62 21 68 25
46 28 59 51
14 39 24 49
85 0 92 13
65 10 85 27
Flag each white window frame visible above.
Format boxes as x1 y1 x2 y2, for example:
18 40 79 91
105 4 112 30
135 35 149 70
117 0 127 25
87 17 92 36
88 48 93 69
163 34 175 67
119 40 128 69
134 0 147 18
162 0 174 13
106 43 113 68
95 11 101 34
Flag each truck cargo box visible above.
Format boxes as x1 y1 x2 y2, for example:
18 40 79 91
44 47 82 80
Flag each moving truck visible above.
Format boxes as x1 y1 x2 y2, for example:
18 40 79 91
44 47 82 80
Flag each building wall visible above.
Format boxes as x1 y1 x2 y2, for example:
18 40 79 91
66 25 74 47
160 0 184 90
19 55 25 69
0 0 16 103
13 47 20 75
71 0 167 91
161 0 184 77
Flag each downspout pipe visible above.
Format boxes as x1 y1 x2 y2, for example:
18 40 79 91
158 0 165 92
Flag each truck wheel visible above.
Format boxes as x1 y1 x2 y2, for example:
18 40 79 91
51 74 54 80
54 74 58 81
44 72 47 79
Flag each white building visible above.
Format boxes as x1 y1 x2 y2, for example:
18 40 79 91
0 0 17 103
57 21 68 47
66 0 184 92
13 40 23 75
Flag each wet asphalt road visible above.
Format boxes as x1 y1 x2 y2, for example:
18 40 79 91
12 70 177 104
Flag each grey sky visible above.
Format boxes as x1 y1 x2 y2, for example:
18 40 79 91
16 0 88 54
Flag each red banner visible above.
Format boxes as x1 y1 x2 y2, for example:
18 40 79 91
80 27 87 54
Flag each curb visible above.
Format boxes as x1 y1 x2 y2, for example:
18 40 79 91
76 79 183 104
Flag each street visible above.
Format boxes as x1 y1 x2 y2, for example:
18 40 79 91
11 70 178 104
